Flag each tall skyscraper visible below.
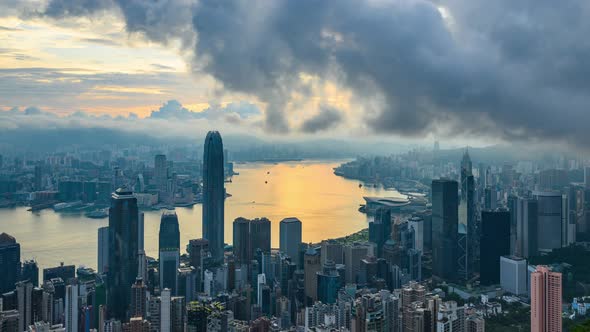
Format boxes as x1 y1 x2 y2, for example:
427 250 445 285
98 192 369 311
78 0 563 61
431 179 459 281
20 260 39 286
0 233 20 294
508 195 519 255
516 197 538 258
460 149 473 194
130 278 147 318
160 289 171 332
232 217 271 265
250 218 271 257
480 210 511 285
458 151 475 281
344 243 371 284
531 266 562 332
65 282 78 332
107 188 140 320
159 211 180 294
304 248 321 304
368 208 392 258
202 131 225 263
533 191 563 252
316 260 340 304
279 217 302 266
34 164 43 191
154 154 168 193
321 240 344 265
233 218 251 264
98 227 109 275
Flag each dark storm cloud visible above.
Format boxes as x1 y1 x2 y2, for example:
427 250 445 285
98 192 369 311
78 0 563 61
300 106 344 133
38 0 590 146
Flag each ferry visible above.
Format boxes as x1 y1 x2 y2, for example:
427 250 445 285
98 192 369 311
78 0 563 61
85 209 108 219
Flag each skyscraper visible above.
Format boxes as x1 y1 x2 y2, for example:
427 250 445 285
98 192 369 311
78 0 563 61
317 260 340 304
531 266 562 332
160 289 171 332
232 217 271 265
0 233 20 294
516 197 538 258
154 154 168 193
533 191 563 252
250 217 271 257
344 243 371 284
107 188 140 320
131 278 147 318
460 149 473 195
20 260 39 286
98 227 109 276
233 218 251 264
159 211 180 294
202 131 225 263
458 152 475 281
279 217 302 266
368 208 392 258
500 256 527 296
65 282 78 332
431 179 458 281
304 247 321 303
34 164 43 191
480 210 510 285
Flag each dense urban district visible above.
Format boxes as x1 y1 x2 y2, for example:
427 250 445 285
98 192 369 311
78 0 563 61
1 133 590 332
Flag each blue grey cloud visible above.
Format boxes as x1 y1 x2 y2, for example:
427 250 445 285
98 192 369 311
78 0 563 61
149 100 260 120
35 0 590 147
300 106 343 134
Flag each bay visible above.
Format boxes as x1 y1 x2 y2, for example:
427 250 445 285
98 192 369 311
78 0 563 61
0 161 403 271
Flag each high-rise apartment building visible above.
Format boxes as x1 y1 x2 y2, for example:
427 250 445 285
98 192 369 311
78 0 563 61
530 265 562 332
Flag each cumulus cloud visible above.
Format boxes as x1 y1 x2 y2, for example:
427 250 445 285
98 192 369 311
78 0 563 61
0 101 259 140
148 100 261 121
300 106 343 133
32 0 590 148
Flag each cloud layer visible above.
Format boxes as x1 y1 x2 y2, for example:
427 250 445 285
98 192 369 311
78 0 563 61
11 0 590 147
0 100 261 140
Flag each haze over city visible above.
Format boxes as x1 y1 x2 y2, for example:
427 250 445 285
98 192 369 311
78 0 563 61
2 1 590 332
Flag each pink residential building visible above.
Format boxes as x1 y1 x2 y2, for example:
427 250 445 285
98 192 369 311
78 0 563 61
531 265 562 332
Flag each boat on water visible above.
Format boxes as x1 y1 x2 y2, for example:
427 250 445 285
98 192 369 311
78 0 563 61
53 201 83 211
85 209 108 219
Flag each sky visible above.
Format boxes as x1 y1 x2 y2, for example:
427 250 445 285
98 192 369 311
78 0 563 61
1 0 590 149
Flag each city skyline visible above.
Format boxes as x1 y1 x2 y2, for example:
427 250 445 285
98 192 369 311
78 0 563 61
1 132 589 331
3 0 590 330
